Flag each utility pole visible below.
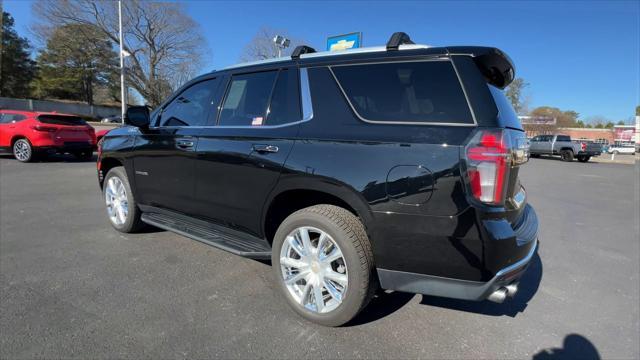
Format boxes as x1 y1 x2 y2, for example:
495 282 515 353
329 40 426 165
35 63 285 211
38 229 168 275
272 35 290 58
118 0 125 124
1 0 4 97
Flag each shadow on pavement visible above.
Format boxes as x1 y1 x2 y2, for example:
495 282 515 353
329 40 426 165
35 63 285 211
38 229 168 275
532 334 601 360
346 290 416 326
419 252 543 317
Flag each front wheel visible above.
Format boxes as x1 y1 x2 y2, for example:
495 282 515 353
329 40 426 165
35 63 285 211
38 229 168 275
103 166 145 233
272 205 376 327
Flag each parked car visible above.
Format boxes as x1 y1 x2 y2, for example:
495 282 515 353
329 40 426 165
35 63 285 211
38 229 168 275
529 134 601 162
101 115 122 124
0 110 96 162
96 129 110 143
607 141 636 155
97 32 539 326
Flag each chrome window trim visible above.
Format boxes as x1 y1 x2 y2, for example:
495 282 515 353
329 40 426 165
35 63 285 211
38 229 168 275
150 67 313 130
327 58 478 127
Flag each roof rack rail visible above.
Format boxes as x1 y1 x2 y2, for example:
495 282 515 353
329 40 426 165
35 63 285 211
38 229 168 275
386 32 415 51
291 45 316 59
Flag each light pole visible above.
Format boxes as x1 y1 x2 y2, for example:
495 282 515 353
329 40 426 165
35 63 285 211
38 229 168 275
272 35 290 58
118 0 125 124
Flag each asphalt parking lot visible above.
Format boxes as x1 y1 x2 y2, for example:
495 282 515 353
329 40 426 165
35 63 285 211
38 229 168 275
1 155 638 359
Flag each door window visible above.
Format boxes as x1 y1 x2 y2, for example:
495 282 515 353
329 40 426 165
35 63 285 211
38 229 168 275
266 69 301 126
160 79 219 127
0 113 26 123
219 71 278 126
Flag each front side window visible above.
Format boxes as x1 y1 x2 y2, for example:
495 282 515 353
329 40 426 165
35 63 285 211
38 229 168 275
331 60 473 124
160 79 218 127
219 71 278 126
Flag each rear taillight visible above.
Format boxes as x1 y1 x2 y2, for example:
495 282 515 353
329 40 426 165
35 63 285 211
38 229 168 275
464 129 510 205
31 125 57 132
581 142 586 151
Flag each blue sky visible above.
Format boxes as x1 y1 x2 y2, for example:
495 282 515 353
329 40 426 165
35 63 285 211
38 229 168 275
4 0 639 122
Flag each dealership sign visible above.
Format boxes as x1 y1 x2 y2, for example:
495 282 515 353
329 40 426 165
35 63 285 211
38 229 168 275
518 116 557 125
613 126 636 141
327 32 362 51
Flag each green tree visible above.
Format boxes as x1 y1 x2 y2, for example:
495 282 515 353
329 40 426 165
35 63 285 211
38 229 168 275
575 120 585 128
34 24 117 105
504 77 529 115
636 106 639 116
616 120 626 125
605 122 614 129
0 12 36 98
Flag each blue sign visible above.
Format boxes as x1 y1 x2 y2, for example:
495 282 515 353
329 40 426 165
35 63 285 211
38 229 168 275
327 32 362 51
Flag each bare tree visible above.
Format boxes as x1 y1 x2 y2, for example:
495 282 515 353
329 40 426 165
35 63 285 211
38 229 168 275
33 0 209 107
239 27 306 62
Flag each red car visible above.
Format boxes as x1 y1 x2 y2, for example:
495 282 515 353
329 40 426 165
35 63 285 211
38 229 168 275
0 110 96 162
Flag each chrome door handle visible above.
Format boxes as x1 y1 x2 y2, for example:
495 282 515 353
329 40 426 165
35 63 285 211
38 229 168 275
252 144 279 153
177 140 194 148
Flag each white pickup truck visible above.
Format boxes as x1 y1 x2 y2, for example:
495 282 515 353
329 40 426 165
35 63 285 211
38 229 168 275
529 134 602 162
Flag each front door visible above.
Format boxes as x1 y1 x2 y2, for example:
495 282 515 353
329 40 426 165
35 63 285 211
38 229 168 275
192 67 303 237
133 78 221 215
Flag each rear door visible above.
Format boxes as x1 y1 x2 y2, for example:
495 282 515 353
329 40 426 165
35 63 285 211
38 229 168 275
192 67 303 236
133 78 221 214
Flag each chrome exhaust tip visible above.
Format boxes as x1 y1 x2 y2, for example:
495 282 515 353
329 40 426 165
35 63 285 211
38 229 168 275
505 284 518 298
487 288 508 303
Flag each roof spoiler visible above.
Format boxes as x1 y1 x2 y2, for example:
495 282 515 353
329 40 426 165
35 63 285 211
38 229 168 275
448 46 516 89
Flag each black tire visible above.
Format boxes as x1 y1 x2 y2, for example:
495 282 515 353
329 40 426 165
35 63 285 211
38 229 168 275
613 150 619 155
272 204 377 327
73 150 94 161
12 138 34 163
560 150 574 162
102 166 145 233
577 156 590 163
530 153 540 158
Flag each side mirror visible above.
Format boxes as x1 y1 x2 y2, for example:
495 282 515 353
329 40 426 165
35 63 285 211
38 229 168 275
125 106 150 128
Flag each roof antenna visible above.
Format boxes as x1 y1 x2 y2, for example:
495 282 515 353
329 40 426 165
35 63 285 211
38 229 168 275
386 32 415 51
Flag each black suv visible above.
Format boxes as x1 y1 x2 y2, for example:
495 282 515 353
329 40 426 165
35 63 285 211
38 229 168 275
98 33 538 326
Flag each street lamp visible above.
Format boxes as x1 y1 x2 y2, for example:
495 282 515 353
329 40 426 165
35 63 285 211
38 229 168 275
273 35 290 58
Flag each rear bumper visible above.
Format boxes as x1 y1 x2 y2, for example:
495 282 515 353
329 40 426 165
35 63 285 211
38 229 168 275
578 151 600 157
378 203 539 301
378 240 537 301
35 142 96 153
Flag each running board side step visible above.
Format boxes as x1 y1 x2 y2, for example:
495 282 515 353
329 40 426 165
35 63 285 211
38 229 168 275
140 210 271 260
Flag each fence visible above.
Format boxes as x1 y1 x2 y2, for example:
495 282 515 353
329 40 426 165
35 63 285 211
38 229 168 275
0 97 120 119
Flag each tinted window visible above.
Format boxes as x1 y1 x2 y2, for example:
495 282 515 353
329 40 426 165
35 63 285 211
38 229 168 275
219 71 277 126
331 61 473 124
161 79 218 127
556 135 571 142
267 69 301 125
38 115 85 125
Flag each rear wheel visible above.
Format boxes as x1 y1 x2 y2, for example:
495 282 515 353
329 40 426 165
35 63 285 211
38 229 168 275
560 150 574 162
577 156 590 163
272 204 376 327
530 153 540 158
103 166 145 233
73 150 93 161
13 138 33 163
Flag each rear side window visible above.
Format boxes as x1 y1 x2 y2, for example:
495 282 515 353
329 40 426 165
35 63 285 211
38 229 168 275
556 135 571 142
331 61 473 124
38 115 86 125
219 71 278 126
161 79 219 127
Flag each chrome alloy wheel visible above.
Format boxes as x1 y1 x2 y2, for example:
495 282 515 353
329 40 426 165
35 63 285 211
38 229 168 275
13 139 31 162
280 226 348 314
105 176 129 226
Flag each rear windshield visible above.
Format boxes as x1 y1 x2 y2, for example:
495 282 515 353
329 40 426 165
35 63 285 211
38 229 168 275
37 115 87 126
331 60 473 124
